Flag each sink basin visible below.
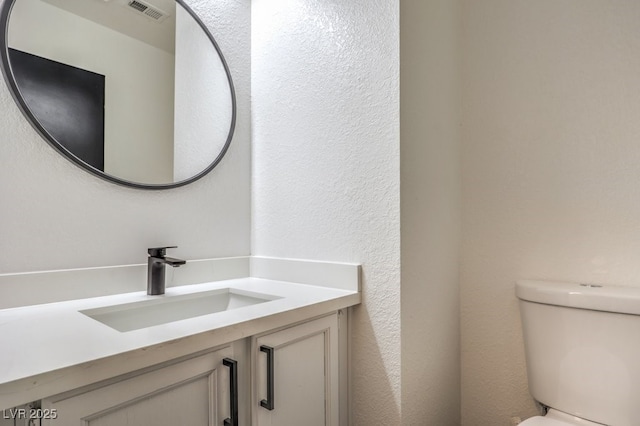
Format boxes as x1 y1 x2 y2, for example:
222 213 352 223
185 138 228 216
81 288 280 332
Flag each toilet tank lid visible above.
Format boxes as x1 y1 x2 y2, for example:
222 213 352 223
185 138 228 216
516 280 640 315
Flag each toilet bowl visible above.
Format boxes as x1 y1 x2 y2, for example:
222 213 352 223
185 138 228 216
519 409 605 426
516 280 640 426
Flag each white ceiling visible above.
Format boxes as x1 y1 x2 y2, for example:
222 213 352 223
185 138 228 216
40 0 176 53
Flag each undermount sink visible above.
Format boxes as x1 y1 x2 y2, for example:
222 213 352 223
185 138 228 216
81 288 281 332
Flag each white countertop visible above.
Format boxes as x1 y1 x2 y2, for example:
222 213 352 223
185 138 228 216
0 261 361 410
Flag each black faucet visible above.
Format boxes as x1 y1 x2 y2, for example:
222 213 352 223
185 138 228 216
147 246 186 295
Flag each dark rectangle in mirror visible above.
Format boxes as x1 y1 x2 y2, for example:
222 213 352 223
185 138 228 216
9 48 105 171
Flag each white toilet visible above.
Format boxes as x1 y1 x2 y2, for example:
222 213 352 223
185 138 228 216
516 280 640 426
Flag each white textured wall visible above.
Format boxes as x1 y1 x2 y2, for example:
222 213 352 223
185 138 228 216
400 0 461 424
251 0 401 423
461 1 640 424
174 4 233 182
0 0 251 274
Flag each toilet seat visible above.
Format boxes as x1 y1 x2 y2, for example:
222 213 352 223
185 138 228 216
519 409 606 426
520 417 571 426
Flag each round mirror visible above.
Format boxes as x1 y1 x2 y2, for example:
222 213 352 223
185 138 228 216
0 0 235 189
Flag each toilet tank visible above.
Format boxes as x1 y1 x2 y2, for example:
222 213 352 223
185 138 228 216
516 280 640 426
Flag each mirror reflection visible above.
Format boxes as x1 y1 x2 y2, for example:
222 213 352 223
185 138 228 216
3 0 234 188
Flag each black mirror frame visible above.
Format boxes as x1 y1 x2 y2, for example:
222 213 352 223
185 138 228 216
0 0 236 190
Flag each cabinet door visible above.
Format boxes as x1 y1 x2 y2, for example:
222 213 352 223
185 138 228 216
41 346 236 426
252 314 339 426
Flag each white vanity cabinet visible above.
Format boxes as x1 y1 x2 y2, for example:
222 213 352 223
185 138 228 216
41 345 238 426
252 313 343 426
33 311 346 426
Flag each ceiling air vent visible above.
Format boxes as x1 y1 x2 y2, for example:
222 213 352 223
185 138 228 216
126 0 169 22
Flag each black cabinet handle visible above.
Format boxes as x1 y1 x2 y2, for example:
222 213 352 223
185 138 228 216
260 345 275 411
223 358 238 426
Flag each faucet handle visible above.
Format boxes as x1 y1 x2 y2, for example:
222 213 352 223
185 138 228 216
148 246 178 257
